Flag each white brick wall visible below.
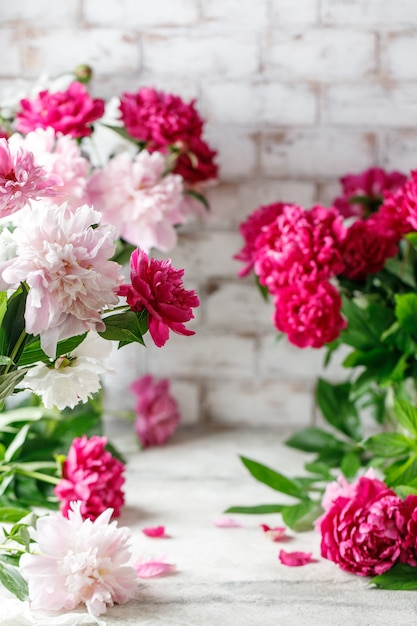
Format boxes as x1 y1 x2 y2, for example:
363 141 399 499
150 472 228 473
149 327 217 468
1 0 416 432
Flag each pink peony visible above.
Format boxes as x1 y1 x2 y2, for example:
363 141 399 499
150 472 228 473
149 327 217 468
378 170 417 238
87 150 185 253
0 202 122 358
173 135 218 185
254 205 346 294
119 87 203 149
273 280 346 348
340 216 398 282
333 167 407 218
131 374 180 448
54 435 125 521
319 475 408 576
15 80 105 138
0 137 61 217
19 502 137 617
118 248 200 347
234 202 286 278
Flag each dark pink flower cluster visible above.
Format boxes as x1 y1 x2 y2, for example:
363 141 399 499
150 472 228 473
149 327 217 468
131 374 180 448
15 81 105 138
118 248 200 348
54 435 125 521
119 87 218 184
318 474 417 577
377 169 417 237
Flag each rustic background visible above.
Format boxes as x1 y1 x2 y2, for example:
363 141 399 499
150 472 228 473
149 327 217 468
1 0 417 429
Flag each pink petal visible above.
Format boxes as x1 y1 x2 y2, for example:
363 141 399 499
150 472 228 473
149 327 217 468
134 558 176 578
260 524 287 542
213 517 243 528
142 525 170 538
278 550 314 567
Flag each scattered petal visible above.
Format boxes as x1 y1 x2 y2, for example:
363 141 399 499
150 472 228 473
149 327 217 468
278 550 314 567
134 556 176 578
213 517 243 528
142 525 170 538
260 524 287 541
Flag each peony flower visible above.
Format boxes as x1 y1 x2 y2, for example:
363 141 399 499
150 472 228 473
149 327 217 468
118 248 200 347
253 205 346 294
0 137 61 217
319 475 408 576
54 435 125 521
9 127 90 209
273 280 346 349
378 170 417 238
173 135 218 185
87 150 185 253
19 502 137 618
333 167 407 218
21 332 113 410
130 374 180 447
0 202 123 358
119 87 204 149
15 81 105 138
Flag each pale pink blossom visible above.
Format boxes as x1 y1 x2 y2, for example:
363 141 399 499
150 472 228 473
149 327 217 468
260 524 287 541
0 202 123 357
9 128 90 208
213 517 243 528
134 556 176 578
0 137 61 217
142 525 170 538
131 374 180 448
21 332 113 410
54 435 125 521
278 550 314 566
87 150 185 253
19 502 138 618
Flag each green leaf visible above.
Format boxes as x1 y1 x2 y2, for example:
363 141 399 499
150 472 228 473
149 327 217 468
0 560 28 601
18 333 87 367
281 500 321 531
285 427 348 453
99 310 147 346
371 563 417 590
224 504 285 515
0 506 30 523
384 455 417 487
316 378 362 441
395 293 417 335
394 398 417 436
0 286 28 365
183 189 210 211
4 424 30 462
339 296 381 350
0 369 28 403
362 432 414 458
304 461 333 480
340 451 361 479
239 456 308 500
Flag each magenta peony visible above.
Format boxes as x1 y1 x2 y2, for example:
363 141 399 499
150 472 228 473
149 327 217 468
273 280 346 349
15 81 105 138
131 374 180 448
319 475 408 576
173 135 218 184
378 170 417 237
118 248 200 347
54 435 125 521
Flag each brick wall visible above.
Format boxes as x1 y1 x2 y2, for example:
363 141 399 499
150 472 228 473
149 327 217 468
1 0 416 429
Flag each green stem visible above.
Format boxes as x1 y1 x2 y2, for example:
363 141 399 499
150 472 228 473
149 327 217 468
0 465 60 485
5 328 27 374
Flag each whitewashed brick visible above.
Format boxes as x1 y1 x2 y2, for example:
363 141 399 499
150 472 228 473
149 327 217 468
318 180 344 207
206 126 258 180
22 29 139 77
94 76 200 102
147 333 257 379
201 0 268 30
204 379 314 427
171 380 201 425
323 83 417 128
321 0 417 27
143 30 259 79
265 29 376 81
380 132 417 174
205 281 275 332
382 34 417 80
202 81 317 126
0 1 79 26
206 180 317 228
0 29 22 77
260 129 376 178
84 0 199 27
271 0 318 24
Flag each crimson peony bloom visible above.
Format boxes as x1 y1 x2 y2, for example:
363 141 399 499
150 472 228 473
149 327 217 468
54 435 125 521
118 248 200 347
273 280 346 349
173 135 218 184
15 81 105 138
319 475 408 576
130 374 180 448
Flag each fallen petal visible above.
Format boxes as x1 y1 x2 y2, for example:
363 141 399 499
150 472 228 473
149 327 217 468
213 517 243 528
260 523 286 541
134 557 176 578
278 550 313 567
142 525 170 538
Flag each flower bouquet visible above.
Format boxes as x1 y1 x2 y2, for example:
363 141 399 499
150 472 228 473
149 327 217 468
0 65 211 619
230 166 417 589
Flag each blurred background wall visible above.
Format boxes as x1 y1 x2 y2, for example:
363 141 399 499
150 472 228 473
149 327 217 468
1 0 417 429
